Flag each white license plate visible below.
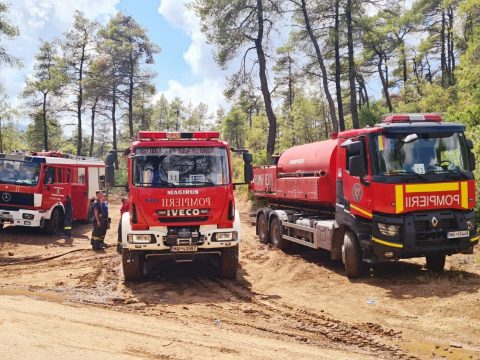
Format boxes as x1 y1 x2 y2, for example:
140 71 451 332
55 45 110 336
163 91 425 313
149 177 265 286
447 230 469 239
171 245 198 252
0 213 13 220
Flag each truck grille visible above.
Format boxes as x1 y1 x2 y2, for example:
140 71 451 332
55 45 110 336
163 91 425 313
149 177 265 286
159 216 209 223
414 218 457 246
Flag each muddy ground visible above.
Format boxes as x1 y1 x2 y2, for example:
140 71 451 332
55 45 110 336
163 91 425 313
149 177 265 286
0 200 479 359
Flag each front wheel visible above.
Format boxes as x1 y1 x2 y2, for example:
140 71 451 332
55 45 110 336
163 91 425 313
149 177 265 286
45 207 62 235
219 246 238 279
122 249 145 281
342 231 365 278
426 253 446 272
257 212 269 244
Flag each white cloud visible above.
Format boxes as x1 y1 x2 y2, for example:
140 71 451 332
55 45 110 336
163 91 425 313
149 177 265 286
1 0 119 100
158 0 227 113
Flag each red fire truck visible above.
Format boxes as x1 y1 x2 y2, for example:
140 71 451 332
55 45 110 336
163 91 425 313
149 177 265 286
0 151 106 233
251 114 478 277
105 131 253 281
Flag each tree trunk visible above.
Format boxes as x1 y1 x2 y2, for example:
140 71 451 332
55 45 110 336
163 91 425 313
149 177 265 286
128 51 134 139
334 0 345 131
0 116 3 153
301 0 338 132
440 9 447 87
377 53 393 112
43 92 48 151
255 0 277 160
89 97 98 157
346 0 359 128
401 39 407 84
447 6 455 84
112 84 118 169
77 45 85 156
356 73 369 108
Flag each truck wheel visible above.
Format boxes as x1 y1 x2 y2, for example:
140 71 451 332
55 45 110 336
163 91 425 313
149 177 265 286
122 249 145 282
45 207 61 235
342 231 364 278
257 212 269 243
219 245 238 279
425 253 446 272
270 216 288 250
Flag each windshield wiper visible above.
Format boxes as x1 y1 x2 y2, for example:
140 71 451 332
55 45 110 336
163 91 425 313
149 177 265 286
396 171 428 181
183 180 216 186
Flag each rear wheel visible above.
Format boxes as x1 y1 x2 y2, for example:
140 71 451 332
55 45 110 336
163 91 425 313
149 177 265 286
342 231 365 278
257 212 269 244
426 253 446 272
45 207 62 235
219 245 238 279
122 249 145 281
270 216 288 250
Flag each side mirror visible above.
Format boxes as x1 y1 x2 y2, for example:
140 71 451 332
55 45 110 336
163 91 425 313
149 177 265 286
349 155 367 178
469 153 476 171
466 139 474 150
244 163 254 183
243 152 253 163
346 141 363 154
105 151 116 187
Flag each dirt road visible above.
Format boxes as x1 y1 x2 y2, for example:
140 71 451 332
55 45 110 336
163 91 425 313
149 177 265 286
1 201 479 359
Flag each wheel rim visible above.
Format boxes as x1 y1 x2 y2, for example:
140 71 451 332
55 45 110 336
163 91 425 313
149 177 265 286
258 216 267 241
271 222 280 245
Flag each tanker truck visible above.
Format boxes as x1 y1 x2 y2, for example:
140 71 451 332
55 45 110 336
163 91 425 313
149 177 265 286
251 113 478 277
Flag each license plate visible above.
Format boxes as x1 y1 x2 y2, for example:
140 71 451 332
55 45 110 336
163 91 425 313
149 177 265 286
171 245 197 252
0 213 13 220
447 230 469 239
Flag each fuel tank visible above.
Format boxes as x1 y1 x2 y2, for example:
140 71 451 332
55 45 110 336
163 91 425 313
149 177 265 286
252 139 338 209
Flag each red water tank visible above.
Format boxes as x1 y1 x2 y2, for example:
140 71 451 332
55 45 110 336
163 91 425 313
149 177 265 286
277 139 338 177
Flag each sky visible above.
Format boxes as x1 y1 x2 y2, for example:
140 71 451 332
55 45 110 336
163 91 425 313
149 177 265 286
0 0 228 122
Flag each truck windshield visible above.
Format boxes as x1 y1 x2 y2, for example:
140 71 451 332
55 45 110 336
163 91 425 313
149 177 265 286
0 159 41 186
133 147 230 187
373 132 469 176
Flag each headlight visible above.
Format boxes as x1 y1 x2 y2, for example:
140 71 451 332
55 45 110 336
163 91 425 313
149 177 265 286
377 223 400 237
213 232 238 241
22 213 34 220
127 234 153 244
466 219 475 231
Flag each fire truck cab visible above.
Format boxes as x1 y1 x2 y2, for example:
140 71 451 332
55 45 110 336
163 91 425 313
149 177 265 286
0 151 106 234
106 131 253 281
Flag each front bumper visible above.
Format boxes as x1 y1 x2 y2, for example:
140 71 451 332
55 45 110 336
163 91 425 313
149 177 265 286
0 208 46 227
361 210 478 262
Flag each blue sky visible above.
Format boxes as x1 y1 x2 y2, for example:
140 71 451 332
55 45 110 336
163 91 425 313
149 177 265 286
0 0 229 124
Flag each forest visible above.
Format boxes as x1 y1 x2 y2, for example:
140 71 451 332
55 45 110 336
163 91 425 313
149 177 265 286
0 0 479 171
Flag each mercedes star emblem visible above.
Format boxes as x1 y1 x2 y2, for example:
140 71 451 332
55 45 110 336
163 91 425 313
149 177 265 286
1 193 11 203
431 216 439 228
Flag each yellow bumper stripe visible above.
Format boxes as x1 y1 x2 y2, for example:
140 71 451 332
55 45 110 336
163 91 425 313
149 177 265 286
395 185 404 213
350 204 372 218
461 181 468 209
372 237 404 248
405 182 459 193
470 236 479 243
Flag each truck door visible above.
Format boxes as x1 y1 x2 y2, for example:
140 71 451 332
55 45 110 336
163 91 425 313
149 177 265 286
71 166 88 220
42 166 66 210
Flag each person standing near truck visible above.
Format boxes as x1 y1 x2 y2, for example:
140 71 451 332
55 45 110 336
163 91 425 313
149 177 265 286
64 195 73 246
91 191 108 250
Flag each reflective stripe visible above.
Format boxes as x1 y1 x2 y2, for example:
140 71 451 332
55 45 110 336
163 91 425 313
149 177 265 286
64 226 72 230
350 204 372 218
395 185 404 213
461 182 468 209
92 236 104 240
405 182 459 193
372 236 404 248
471 236 479 243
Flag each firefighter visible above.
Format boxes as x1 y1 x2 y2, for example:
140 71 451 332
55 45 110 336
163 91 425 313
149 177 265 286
91 190 108 250
64 195 73 246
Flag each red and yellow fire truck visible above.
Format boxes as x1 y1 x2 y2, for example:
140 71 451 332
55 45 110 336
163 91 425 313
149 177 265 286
251 114 478 277
105 131 253 281
0 151 106 234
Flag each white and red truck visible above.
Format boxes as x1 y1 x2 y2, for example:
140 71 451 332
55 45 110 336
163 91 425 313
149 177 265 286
251 114 478 277
105 131 253 281
0 151 106 233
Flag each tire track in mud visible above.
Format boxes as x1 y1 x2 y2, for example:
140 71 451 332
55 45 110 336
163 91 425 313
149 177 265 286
189 276 411 359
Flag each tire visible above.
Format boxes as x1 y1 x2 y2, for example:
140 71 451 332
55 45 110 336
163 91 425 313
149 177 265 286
426 253 446 272
219 245 238 279
122 249 145 281
270 216 288 250
257 212 269 244
342 231 365 278
45 207 62 235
